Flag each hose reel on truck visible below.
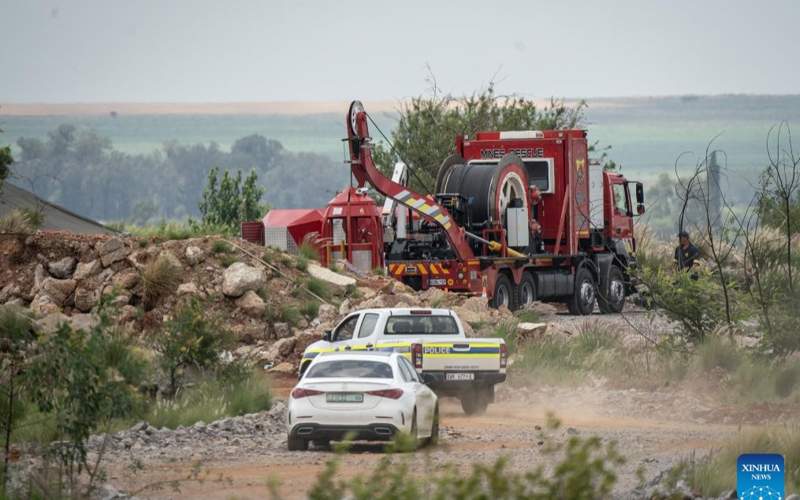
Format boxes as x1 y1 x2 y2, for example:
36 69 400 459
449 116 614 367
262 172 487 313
435 153 536 254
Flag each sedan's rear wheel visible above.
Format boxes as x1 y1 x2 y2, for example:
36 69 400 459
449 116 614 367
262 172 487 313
427 405 440 447
287 434 308 451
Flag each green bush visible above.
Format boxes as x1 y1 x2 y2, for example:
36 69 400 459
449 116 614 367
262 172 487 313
514 309 541 323
307 425 623 499
300 300 320 319
154 299 235 397
296 256 309 272
280 305 302 326
640 265 742 343
306 277 332 301
298 242 319 261
211 239 233 254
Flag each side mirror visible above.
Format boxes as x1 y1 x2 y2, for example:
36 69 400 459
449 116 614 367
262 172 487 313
635 182 644 205
637 203 646 216
323 330 332 342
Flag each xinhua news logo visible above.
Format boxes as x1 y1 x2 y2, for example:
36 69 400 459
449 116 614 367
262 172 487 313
737 453 784 500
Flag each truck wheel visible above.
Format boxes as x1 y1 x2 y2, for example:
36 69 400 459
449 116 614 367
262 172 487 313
490 274 515 310
514 272 537 309
287 434 308 451
460 387 490 415
569 267 596 316
598 266 626 314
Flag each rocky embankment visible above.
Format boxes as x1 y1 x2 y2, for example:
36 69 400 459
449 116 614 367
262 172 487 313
0 231 522 374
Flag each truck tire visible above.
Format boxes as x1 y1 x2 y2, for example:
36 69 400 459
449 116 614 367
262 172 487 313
490 274 515 310
287 434 308 451
460 387 491 415
598 266 626 314
568 267 596 316
514 272 537 309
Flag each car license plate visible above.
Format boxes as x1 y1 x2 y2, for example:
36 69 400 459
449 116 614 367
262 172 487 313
326 392 364 403
446 373 475 381
429 278 447 286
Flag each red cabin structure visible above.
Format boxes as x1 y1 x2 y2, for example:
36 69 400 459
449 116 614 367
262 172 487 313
319 187 384 273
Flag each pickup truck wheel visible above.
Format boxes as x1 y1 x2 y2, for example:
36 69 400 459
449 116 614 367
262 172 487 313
598 266 626 314
569 267 596 316
460 388 490 415
514 272 537 309
287 434 308 451
490 274 515 310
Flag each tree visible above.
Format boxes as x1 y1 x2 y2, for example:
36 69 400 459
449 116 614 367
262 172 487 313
758 123 800 293
372 81 586 193
154 299 234 397
198 166 266 231
0 306 34 495
0 125 12 191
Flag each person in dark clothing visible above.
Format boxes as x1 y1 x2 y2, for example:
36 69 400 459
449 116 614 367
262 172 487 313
674 231 700 270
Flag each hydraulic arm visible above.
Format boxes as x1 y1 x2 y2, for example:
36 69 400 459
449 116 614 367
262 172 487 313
346 101 476 261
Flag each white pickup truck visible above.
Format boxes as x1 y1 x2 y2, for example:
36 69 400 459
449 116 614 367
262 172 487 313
299 308 507 414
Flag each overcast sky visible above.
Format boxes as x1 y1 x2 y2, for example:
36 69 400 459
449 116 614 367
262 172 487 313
2 0 799 102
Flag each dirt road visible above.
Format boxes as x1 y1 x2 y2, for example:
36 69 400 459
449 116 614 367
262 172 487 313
103 374 774 499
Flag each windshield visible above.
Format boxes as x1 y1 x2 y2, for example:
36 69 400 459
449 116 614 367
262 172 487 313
305 360 394 379
384 315 459 335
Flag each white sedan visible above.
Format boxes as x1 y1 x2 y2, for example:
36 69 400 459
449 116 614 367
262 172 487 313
286 351 439 451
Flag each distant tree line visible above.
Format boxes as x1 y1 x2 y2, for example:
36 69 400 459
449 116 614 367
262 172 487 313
9 124 348 223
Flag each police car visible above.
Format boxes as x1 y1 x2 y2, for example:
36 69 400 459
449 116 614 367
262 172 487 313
299 308 507 415
287 351 438 451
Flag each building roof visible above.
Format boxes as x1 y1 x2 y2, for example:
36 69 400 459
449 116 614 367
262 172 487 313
263 208 322 228
0 182 117 235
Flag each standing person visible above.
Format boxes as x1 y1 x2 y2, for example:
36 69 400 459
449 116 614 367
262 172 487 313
674 231 700 271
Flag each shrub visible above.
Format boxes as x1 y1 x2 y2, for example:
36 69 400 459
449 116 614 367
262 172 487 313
0 209 37 235
142 254 182 308
225 371 272 416
514 309 541 323
300 300 320 319
298 242 319 261
211 239 233 254
280 305 302 326
296 256 309 272
639 265 740 343
154 299 234 397
306 423 623 499
306 277 332 301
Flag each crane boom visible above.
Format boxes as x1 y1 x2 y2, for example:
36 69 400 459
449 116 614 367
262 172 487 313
345 101 475 261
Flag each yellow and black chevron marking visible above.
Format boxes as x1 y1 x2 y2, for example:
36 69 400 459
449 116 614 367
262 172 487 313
387 262 448 277
395 190 452 230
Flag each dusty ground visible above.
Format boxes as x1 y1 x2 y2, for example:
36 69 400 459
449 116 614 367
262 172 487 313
100 367 791 500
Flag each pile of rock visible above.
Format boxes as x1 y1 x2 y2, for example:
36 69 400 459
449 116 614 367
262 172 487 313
89 401 288 463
